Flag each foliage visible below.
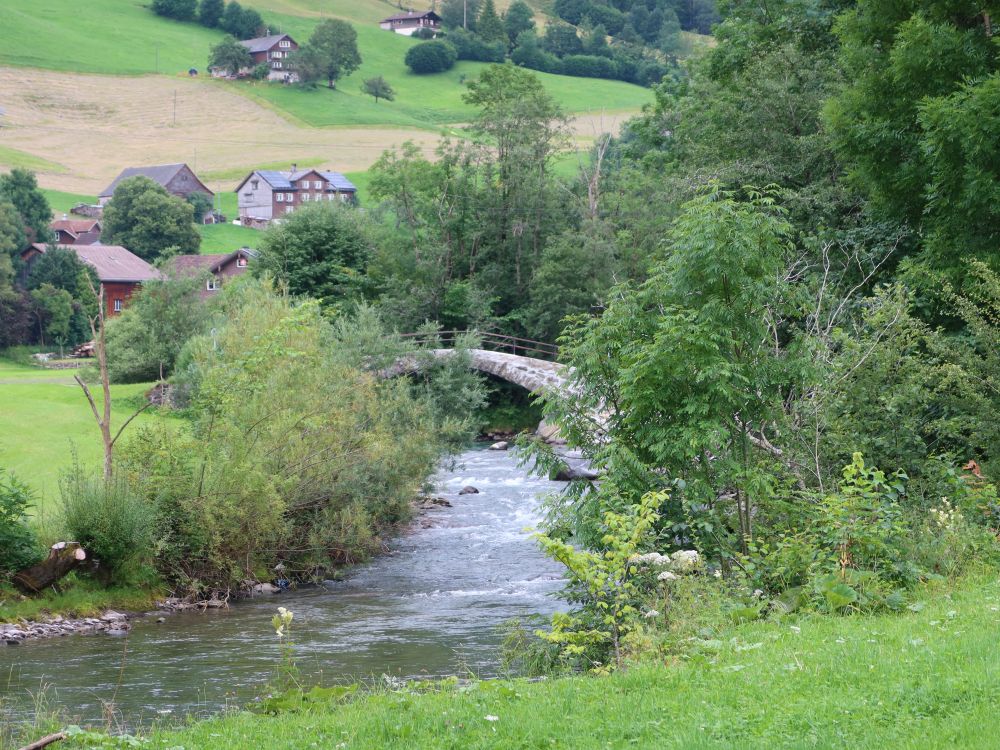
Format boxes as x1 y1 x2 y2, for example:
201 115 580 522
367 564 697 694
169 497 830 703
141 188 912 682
446 28 506 63
475 0 507 46
295 19 362 89
24 246 97 346
0 200 26 257
534 491 665 671
104 275 210 382
102 176 201 260
151 0 196 21
60 467 160 581
208 35 251 76
198 0 223 28
0 168 52 243
253 202 370 310
30 283 74 355
0 467 39 576
186 190 214 221
504 1 535 45
220 1 263 40
404 40 458 74
361 75 395 103
440 0 482 30
0 256 34 347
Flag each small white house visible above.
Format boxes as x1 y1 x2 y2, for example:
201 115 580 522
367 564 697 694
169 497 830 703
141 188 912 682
379 10 442 36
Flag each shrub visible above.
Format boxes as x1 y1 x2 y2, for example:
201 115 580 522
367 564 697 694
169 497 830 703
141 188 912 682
0 468 39 576
61 469 159 581
561 54 618 79
405 41 458 74
412 27 436 40
446 28 506 62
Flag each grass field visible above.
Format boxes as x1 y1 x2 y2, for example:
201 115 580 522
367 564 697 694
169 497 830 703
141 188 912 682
138 573 1000 749
0 358 162 511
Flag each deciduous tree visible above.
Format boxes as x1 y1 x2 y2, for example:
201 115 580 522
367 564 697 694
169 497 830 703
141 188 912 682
208 35 252 76
361 76 395 103
298 19 362 89
0 169 51 244
102 176 200 261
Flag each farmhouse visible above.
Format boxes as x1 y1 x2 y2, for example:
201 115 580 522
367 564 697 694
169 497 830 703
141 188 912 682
379 10 442 35
238 33 299 81
98 163 214 208
167 247 256 299
235 167 357 226
50 217 102 245
22 243 162 317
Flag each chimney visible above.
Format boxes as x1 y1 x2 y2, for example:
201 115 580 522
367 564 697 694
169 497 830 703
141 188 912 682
290 163 297 175
62 213 68 220
266 27 271 36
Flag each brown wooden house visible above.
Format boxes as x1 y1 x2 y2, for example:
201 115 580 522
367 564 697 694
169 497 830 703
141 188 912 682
213 33 300 81
50 217 102 245
98 163 214 208
379 10 442 35
235 167 357 226
22 243 162 317
167 247 256 298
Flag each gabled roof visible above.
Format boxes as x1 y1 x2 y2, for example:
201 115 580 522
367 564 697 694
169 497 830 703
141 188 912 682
238 34 296 54
99 163 213 199
168 247 257 277
381 10 441 22
235 169 358 193
51 219 101 234
28 243 162 283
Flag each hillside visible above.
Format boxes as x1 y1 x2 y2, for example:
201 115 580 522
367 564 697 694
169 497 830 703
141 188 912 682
0 0 652 208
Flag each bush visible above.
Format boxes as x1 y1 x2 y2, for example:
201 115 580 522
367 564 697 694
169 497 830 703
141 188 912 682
561 54 618 79
152 0 197 21
404 41 458 74
61 470 159 581
412 27 436 40
0 468 39 576
446 28 506 62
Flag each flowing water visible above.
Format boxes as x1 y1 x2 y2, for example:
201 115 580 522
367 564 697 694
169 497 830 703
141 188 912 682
0 447 566 726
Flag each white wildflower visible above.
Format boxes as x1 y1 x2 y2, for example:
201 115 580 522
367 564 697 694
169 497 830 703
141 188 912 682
485 715 499 722
712 570 722 579
669 550 700 573
657 570 678 582
644 610 660 618
631 552 669 567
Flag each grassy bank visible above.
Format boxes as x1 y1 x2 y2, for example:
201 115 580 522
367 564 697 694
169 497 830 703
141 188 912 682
0 358 163 511
55 573 992 749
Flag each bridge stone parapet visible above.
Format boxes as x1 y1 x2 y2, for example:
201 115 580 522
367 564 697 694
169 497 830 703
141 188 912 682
383 349 571 395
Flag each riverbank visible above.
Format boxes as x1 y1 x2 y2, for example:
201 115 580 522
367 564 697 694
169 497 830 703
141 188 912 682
39 573 994 749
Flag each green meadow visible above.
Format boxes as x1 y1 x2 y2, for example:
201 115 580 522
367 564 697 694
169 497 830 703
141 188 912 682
0 358 161 511
147 573 1000 749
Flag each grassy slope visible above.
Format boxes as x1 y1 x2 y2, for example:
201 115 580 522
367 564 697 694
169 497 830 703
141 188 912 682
0 359 161 511
2 0 650 130
148 575 1000 749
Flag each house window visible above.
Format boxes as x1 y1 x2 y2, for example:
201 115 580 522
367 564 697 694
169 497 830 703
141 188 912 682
276 193 284 202
207 278 220 291
314 180 323 189
286 193 294 201
237 257 248 267
280 40 290 48
251 179 259 189
273 61 282 69
272 51 281 58
302 193 310 202
286 206 294 213
113 299 123 312
327 194 335 201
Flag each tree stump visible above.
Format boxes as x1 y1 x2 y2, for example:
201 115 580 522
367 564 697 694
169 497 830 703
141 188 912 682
12 542 87 594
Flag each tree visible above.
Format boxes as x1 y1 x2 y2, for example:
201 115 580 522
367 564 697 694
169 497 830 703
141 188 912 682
504 1 535 46
299 19 362 89
361 76 395 103
0 201 25 257
25 247 97 346
30 283 73 356
253 203 370 307
405 41 458 74
476 0 507 45
0 169 52 244
102 176 201 261
543 22 584 57
208 35 252 76
186 191 214 222
0 255 32 348
151 0 197 21
105 275 209 382
220 1 261 38
198 0 224 27
441 0 482 30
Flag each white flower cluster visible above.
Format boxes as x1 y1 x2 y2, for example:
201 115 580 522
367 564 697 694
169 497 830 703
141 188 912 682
930 498 963 530
272 606 293 638
631 549 702 581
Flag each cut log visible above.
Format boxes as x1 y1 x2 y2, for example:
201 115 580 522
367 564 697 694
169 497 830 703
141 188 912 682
12 542 87 595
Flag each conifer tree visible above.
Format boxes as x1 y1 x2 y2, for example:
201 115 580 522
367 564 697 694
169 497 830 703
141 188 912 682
476 0 507 45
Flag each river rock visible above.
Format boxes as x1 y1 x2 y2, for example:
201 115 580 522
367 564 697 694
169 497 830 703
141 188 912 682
552 465 601 482
489 441 509 451
416 496 452 510
251 582 280 595
536 420 564 445
458 486 480 495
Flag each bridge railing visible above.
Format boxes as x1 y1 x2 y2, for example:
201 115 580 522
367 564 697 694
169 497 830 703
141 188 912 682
398 330 560 361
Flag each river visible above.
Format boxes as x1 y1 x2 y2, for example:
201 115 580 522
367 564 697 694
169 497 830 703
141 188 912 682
0 447 566 727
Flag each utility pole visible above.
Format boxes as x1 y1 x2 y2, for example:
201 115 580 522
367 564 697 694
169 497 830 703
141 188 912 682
154 44 159 73
173 90 177 126
464 0 467 29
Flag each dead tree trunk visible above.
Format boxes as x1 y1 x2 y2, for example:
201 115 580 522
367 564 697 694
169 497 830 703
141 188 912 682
12 542 87 594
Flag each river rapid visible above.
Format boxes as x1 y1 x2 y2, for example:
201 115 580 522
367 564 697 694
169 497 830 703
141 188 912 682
0 447 565 727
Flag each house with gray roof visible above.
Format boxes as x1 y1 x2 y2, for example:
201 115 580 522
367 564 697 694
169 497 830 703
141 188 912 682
234 166 358 226
219 33 299 81
98 163 213 207
379 10 442 35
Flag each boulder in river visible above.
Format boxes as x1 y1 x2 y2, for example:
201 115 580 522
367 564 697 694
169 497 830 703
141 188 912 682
458 486 480 495
251 582 279 595
552 465 600 482
489 441 509 451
